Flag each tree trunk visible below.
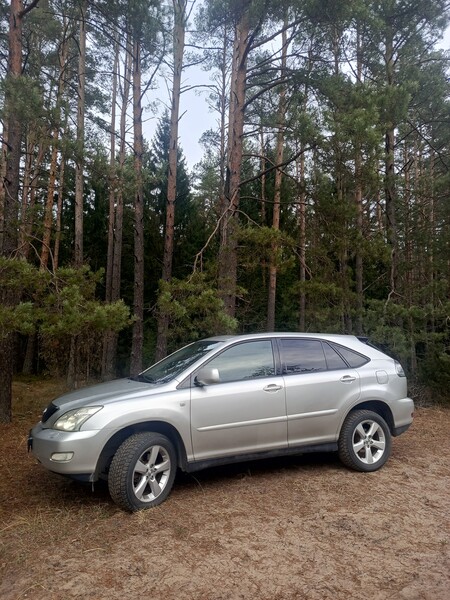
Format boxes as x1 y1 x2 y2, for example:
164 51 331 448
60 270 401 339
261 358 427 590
105 33 119 305
0 0 39 423
103 37 132 378
428 150 436 334
384 21 398 299
74 0 86 267
40 138 59 270
0 0 23 423
22 333 36 375
18 131 34 256
67 335 77 389
218 4 250 318
259 125 266 225
40 30 68 271
354 26 363 335
102 33 119 379
218 26 229 208
267 19 287 331
130 36 144 375
0 117 8 255
112 36 131 305
21 141 46 260
297 48 312 332
155 0 187 361
2 0 23 257
212 24 229 271
53 126 67 270
298 149 306 331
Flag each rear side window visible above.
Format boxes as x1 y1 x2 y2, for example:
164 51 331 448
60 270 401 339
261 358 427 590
279 339 327 374
331 343 369 368
322 342 348 370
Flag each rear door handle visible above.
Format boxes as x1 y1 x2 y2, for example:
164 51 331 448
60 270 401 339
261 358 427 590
263 384 283 392
340 375 356 383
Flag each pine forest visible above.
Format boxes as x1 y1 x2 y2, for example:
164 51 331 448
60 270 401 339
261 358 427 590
1 0 449 422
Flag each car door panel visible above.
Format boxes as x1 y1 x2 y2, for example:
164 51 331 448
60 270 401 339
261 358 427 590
190 377 287 460
276 337 362 446
284 370 361 446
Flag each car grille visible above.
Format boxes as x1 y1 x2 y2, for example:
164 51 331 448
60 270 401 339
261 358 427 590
42 402 59 423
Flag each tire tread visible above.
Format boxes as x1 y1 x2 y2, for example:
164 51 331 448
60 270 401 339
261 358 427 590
108 432 176 512
338 409 391 472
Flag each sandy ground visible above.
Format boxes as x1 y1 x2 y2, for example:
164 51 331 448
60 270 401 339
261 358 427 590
1 387 449 600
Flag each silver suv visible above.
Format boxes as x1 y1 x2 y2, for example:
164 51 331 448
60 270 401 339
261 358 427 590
29 333 414 511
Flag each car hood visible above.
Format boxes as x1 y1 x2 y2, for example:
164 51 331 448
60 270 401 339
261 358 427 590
50 378 168 411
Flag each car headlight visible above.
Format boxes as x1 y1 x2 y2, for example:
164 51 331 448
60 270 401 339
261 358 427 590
395 361 406 377
53 407 103 431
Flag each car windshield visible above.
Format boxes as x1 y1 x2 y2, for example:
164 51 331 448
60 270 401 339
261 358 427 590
133 340 222 384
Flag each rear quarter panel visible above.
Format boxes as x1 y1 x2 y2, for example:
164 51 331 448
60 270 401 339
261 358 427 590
335 359 413 433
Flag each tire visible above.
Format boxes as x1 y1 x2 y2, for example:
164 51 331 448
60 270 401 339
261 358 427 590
108 432 177 512
338 410 392 472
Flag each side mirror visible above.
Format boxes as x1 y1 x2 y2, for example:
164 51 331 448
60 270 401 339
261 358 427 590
195 367 221 386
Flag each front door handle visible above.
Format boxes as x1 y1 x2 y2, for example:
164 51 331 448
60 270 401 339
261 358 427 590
340 375 356 383
263 384 283 392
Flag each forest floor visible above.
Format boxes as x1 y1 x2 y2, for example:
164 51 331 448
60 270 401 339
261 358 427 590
0 378 449 600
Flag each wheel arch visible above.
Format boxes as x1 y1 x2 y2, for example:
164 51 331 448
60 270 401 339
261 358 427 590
345 400 395 433
94 421 188 481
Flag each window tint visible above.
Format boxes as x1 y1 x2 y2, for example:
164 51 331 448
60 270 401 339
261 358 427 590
322 342 348 370
279 339 327 374
139 340 221 384
331 343 369 368
205 340 275 383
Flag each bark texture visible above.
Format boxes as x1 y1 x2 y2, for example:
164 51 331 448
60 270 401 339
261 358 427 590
74 0 86 267
0 0 39 423
155 0 187 362
267 20 287 331
218 4 250 318
130 36 144 375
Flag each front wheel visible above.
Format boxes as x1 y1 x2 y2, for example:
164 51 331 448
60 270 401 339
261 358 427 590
338 410 392 472
108 432 177 511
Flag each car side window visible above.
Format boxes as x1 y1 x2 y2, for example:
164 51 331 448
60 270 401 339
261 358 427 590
204 340 275 383
322 342 348 370
279 339 327 374
330 343 369 368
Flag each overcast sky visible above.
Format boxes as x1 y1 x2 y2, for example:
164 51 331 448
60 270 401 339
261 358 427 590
143 23 450 173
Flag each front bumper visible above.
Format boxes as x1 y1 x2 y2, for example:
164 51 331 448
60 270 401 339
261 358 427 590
29 421 111 481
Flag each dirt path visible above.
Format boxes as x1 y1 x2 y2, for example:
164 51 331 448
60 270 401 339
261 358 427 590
1 384 449 600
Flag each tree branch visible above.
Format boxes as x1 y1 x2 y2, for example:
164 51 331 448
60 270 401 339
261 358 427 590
19 0 40 18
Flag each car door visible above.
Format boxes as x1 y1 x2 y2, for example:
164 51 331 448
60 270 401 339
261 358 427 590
278 338 361 446
190 339 288 461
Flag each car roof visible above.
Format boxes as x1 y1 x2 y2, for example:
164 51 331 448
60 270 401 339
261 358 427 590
205 332 358 342
202 332 388 359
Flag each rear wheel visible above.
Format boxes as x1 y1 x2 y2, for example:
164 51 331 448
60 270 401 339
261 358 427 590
338 410 391 472
108 432 177 511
